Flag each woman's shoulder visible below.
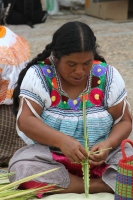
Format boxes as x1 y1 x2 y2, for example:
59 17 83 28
28 57 54 80
105 63 125 85
105 62 122 76
24 57 54 83
103 63 126 107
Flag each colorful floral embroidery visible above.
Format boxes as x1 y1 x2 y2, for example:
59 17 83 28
91 76 101 88
80 93 89 102
44 58 51 65
38 59 107 109
52 77 58 89
68 98 81 110
50 90 60 107
93 60 101 65
89 88 104 106
92 65 107 77
42 65 54 78
62 95 69 104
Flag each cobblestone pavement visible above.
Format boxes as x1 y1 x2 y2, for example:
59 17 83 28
7 14 133 139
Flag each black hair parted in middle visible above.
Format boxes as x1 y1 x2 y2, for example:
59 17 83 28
52 21 96 57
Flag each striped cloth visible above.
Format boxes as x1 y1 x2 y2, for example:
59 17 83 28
0 105 25 166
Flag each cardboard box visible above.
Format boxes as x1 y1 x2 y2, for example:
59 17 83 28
85 0 129 21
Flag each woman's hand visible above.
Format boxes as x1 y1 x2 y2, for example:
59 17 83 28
59 135 88 163
89 141 111 166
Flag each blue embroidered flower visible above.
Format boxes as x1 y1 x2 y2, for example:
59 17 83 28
42 65 54 78
92 65 107 77
68 98 81 110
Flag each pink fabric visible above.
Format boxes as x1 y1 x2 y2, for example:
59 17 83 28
52 152 108 178
19 181 55 198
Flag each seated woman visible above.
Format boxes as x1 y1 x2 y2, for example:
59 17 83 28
8 21 132 196
0 25 30 166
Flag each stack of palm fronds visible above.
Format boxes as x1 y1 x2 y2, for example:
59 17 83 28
0 168 62 200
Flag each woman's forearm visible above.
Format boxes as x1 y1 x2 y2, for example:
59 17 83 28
105 119 132 149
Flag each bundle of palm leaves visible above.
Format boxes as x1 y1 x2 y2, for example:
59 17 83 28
0 168 62 200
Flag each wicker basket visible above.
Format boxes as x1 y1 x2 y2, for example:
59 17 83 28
115 139 133 200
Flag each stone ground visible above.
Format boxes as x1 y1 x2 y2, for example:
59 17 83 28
7 13 133 139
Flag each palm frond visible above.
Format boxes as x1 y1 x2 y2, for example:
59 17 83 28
82 94 90 198
0 167 62 200
0 172 14 185
0 172 15 178
0 168 59 192
0 184 56 200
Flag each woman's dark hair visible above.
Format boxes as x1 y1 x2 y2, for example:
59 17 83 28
13 21 106 115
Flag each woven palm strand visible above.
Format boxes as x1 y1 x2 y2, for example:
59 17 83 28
115 139 133 200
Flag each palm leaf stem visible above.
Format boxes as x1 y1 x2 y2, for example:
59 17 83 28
82 94 89 198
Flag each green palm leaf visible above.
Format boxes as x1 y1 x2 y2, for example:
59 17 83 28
0 168 61 199
82 94 90 198
0 184 55 200
0 168 59 192
0 172 15 178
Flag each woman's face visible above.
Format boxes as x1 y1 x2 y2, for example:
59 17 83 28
56 51 94 86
